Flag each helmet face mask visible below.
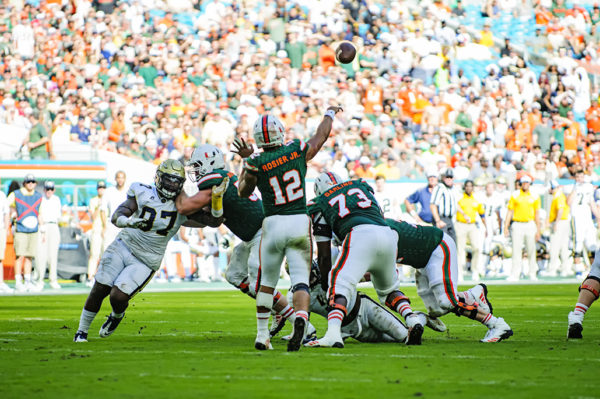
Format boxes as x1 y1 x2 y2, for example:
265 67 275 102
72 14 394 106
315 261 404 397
314 171 343 196
253 114 285 149
187 145 225 182
155 159 186 200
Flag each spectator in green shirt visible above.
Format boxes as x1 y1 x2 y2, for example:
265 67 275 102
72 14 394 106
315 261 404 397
25 110 49 160
138 57 158 88
284 33 306 69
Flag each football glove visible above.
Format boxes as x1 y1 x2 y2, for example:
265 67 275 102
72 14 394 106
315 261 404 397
211 176 229 218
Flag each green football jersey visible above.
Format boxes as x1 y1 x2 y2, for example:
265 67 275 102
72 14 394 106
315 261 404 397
308 179 387 240
197 169 263 242
245 139 309 217
385 218 443 269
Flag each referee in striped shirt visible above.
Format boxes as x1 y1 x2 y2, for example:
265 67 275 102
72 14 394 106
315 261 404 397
430 168 457 242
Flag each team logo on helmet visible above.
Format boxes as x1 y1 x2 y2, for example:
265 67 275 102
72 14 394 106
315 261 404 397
155 159 186 200
314 171 343 196
187 145 226 182
253 114 285 148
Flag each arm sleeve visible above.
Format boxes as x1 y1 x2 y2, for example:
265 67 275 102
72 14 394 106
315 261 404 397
244 154 260 173
197 173 223 190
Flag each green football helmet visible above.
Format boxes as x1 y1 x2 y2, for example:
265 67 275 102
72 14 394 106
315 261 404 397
155 159 186 200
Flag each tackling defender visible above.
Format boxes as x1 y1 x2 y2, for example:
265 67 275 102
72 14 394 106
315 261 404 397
385 218 513 343
234 107 342 351
74 160 195 342
175 144 301 336
306 172 426 348
567 248 600 339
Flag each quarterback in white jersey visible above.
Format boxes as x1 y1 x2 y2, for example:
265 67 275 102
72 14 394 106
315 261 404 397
568 169 600 274
74 160 199 342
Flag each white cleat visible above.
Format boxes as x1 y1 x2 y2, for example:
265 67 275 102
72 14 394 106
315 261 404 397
304 333 344 348
425 314 447 332
73 330 88 342
15 281 26 292
27 282 43 293
0 282 14 293
254 335 273 350
405 312 427 345
467 284 492 314
567 311 583 339
480 317 513 343
49 282 61 290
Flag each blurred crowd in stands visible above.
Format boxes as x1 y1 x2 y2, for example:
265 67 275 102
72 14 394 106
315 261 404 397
3 0 600 290
2 0 600 183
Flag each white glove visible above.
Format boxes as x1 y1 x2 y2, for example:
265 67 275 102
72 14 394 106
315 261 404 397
116 215 149 229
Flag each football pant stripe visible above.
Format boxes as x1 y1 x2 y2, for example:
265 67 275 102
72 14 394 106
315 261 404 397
329 231 352 298
440 239 459 307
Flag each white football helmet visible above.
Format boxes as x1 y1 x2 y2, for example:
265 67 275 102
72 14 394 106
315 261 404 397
253 114 285 148
187 144 226 182
314 171 343 196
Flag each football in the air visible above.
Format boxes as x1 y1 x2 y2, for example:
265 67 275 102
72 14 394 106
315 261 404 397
336 42 356 64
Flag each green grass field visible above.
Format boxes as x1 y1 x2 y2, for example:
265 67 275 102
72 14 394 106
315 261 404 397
1 284 598 399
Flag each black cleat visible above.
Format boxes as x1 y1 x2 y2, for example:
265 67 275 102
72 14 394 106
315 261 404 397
269 314 286 338
406 324 424 345
568 323 583 339
287 318 306 352
99 314 124 338
73 330 88 342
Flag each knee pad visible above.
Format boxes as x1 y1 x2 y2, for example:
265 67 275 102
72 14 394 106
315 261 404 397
291 282 309 294
579 276 600 299
452 302 478 319
384 291 410 309
256 291 273 309
327 295 348 316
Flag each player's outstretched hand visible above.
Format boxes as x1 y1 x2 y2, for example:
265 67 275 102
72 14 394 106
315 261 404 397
327 105 343 115
232 138 254 158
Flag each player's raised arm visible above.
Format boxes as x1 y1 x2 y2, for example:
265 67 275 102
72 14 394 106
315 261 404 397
305 106 343 161
232 138 258 198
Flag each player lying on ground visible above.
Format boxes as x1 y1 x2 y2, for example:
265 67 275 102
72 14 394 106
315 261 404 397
306 172 427 348
567 247 600 339
385 218 513 343
233 107 342 351
175 144 305 338
285 261 414 343
74 160 201 342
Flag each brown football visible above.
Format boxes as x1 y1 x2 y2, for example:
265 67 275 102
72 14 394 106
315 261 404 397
336 42 356 64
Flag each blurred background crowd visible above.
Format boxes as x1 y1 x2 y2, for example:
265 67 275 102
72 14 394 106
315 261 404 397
2 0 600 291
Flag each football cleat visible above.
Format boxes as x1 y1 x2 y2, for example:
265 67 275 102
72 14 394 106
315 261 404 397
269 314 286 338
73 330 88 342
480 317 513 343
99 314 124 338
468 284 492 314
287 318 307 352
281 321 317 344
0 282 14 293
567 311 583 339
254 336 274 350
425 314 447 332
304 332 344 348
406 312 427 345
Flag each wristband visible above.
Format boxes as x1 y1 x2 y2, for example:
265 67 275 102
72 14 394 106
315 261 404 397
324 110 336 120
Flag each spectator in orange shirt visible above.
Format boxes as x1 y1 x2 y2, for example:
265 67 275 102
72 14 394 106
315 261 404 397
108 111 125 142
318 40 336 72
506 112 533 151
585 99 600 134
354 156 376 179
363 74 383 115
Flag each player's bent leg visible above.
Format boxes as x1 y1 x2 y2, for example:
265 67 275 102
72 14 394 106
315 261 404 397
461 283 493 314
360 293 408 343
383 291 425 345
287 283 309 352
568 275 600 339
74 281 112 342
100 286 129 338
